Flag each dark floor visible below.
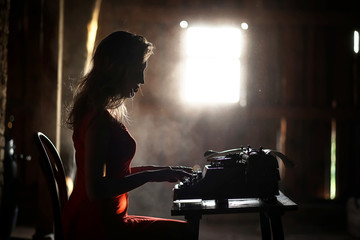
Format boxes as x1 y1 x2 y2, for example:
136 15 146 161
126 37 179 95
9 203 360 240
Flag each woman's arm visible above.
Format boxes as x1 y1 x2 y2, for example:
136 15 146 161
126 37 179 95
131 165 165 173
83 115 191 201
131 165 193 174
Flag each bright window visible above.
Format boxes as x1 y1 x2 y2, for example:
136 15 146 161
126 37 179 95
182 26 244 104
354 30 359 54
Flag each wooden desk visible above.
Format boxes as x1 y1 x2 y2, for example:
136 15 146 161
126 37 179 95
171 192 298 240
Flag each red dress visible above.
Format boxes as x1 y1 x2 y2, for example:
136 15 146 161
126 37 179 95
62 110 188 240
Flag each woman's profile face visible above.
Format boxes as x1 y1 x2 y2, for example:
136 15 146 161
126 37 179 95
123 61 147 98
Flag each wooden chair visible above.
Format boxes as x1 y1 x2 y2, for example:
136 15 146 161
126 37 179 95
34 132 68 240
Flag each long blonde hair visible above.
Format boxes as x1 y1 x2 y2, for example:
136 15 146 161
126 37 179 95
66 31 153 129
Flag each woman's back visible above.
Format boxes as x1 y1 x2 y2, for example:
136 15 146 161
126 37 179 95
62 110 135 239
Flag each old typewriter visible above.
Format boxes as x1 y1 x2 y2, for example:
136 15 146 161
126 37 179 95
173 146 293 201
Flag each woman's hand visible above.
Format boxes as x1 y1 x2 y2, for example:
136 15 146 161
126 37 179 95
148 167 193 183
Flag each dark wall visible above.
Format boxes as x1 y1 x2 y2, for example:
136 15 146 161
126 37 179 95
5 0 97 229
6 0 59 229
0 0 11 209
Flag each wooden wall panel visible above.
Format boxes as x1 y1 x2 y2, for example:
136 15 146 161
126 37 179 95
281 26 306 106
331 28 355 107
246 25 282 106
337 120 360 199
277 25 336 202
312 27 332 107
284 120 331 201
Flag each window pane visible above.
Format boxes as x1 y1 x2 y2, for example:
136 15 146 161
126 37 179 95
183 57 240 103
182 26 243 104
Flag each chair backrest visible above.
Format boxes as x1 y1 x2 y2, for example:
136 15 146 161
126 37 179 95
34 132 68 240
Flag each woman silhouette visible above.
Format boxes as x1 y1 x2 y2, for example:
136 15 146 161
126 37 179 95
63 31 192 240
